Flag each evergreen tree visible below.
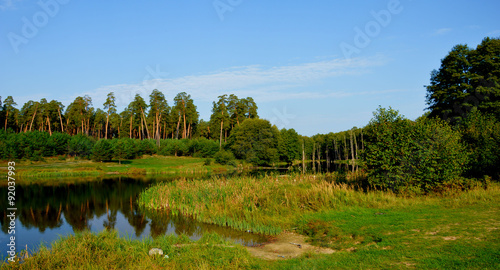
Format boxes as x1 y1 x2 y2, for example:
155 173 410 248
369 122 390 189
92 139 113 162
426 37 500 123
227 118 280 166
3 96 18 131
278 128 301 166
103 92 117 139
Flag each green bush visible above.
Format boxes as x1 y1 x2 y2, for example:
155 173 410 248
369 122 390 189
214 150 235 165
203 158 212 166
363 107 468 193
48 132 71 156
68 134 95 158
188 138 220 158
18 131 51 159
459 109 500 179
137 139 157 156
92 139 113 162
159 139 189 156
111 139 128 164
227 118 280 166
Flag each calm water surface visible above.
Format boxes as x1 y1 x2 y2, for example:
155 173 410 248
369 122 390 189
0 175 268 259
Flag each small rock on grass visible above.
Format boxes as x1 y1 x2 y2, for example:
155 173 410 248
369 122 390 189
149 248 163 256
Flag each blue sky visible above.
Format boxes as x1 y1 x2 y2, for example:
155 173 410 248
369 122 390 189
1 0 499 136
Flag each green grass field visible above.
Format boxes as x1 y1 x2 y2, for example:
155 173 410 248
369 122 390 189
0 155 234 182
3 173 499 269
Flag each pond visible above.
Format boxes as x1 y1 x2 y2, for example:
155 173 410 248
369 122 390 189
0 161 346 260
0 174 269 259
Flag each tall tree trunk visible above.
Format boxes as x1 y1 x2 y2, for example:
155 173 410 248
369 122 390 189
326 148 330 172
129 115 133 138
29 105 38 131
219 119 223 148
312 142 316 173
334 139 338 170
350 131 355 173
58 108 64 133
140 107 150 139
361 129 364 151
140 117 143 140
354 131 359 172
155 112 160 140
344 135 348 171
4 111 8 131
105 113 109 139
176 114 181 139
87 118 90 135
46 116 52 136
183 111 187 139
302 141 306 173
317 146 321 173
156 113 160 148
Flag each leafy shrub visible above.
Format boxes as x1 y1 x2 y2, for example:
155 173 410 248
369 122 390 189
159 139 189 156
203 158 212 166
188 138 219 158
92 139 113 162
18 131 51 159
363 107 468 193
137 139 157 156
68 134 95 158
48 132 71 156
227 119 280 166
459 109 500 179
214 150 235 165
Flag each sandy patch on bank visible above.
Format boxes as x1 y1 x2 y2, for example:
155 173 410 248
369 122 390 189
245 232 335 260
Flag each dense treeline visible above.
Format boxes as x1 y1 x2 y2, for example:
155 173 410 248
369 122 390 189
1 37 498 193
0 91 257 141
308 38 500 193
0 131 221 162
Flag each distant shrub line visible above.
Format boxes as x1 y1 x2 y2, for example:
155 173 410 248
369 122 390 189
0 131 224 163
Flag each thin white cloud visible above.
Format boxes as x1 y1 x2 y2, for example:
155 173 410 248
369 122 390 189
79 55 388 110
432 28 452 36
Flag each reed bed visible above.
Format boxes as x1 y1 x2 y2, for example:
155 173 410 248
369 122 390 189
139 172 404 234
139 172 500 235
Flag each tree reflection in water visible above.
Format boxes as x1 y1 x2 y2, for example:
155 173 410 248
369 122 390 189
0 175 267 255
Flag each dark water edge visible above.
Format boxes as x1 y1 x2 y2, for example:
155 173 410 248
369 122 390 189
0 162 351 260
0 174 269 260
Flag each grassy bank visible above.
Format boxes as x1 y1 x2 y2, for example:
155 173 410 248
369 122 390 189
4 176 499 269
136 173 499 268
138 172 391 234
1 230 261 270
137 173 498 236
0 156 236 181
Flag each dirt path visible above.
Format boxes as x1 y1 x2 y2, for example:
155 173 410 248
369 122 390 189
245 232 335 260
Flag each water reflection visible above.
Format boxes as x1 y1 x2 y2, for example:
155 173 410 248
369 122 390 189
0 176 267 257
